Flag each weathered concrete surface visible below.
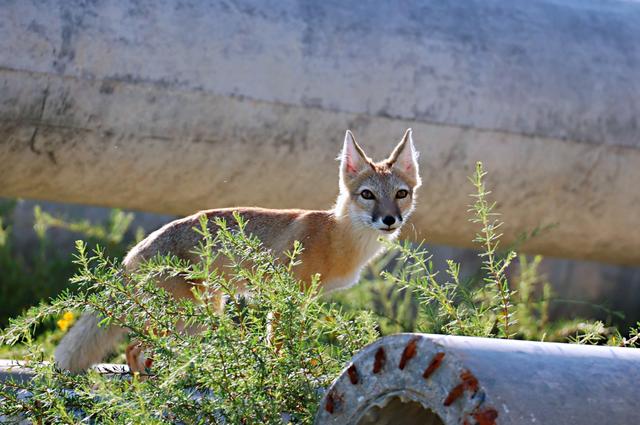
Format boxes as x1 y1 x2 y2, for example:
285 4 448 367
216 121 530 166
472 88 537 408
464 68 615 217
1 0 640 264
0 359 129 383
316 333 640 425
0 360 36 384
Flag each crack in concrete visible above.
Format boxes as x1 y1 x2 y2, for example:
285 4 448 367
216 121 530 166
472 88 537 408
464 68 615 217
28 86 49 156
28 127 40 154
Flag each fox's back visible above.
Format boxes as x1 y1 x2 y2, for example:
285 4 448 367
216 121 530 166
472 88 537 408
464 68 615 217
124 207 331 271
123 205 385 291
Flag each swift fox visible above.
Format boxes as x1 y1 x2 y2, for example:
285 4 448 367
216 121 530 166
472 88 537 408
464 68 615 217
55 129 421 373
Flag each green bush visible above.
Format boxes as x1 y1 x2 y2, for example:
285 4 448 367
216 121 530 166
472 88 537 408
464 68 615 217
331 163 639 346
1 214 377 423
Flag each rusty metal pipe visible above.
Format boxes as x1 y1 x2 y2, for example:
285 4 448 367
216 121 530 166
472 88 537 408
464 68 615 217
315 333 640 425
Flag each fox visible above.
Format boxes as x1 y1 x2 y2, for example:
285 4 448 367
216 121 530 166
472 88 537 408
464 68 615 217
54 128 421 373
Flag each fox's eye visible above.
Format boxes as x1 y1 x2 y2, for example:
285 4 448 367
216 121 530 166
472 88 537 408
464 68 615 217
360 190 375 200
396 189 409 199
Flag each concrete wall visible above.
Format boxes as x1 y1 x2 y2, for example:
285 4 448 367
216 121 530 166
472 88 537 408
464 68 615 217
1 0 640 264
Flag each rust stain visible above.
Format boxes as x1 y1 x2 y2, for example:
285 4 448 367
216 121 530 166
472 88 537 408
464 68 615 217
444 382 465 406
373 347 386 374
444 369 480 406
461 370 479 393
423 352 445 379
473 407 498 425
325 391 336 414
398 337 419 370
347 364 359 384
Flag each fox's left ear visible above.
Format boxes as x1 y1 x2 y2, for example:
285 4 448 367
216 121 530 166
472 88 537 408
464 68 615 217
340 130 371 180
388 128 421 185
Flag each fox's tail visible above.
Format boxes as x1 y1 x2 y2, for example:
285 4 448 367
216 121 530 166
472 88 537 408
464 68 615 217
54 313 127 373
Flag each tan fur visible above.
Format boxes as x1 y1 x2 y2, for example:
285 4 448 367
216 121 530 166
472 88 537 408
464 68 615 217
54 129 422 373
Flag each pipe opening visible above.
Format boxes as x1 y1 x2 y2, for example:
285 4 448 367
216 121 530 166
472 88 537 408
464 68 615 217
356 396 445 425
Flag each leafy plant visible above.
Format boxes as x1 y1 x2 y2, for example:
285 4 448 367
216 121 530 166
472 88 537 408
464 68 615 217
344 162 618 344
1 214 377 423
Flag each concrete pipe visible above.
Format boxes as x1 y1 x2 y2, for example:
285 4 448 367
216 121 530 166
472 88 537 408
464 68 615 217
1 1 640 264
0 360 129 384
315 333 640 425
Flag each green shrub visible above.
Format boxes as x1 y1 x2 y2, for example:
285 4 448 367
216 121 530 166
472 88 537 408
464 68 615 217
332 163 635 345
1 214 377 423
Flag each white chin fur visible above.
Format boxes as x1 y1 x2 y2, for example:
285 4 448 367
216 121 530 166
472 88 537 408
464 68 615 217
348 208 401 236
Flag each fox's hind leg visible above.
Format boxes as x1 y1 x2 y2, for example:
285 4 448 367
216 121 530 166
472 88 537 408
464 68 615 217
125 341 152 375
125 276 226 376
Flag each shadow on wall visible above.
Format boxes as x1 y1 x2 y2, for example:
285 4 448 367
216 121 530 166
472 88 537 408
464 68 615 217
5 198 640 329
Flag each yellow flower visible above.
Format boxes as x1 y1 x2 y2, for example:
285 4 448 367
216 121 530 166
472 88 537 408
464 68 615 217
57 319 70 332
57 311 75 332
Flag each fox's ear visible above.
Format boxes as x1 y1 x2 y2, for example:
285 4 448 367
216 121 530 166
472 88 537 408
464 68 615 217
388 128 420 182
340 130 370 179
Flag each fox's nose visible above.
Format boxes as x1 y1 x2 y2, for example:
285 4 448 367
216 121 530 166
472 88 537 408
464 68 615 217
382 216 396 226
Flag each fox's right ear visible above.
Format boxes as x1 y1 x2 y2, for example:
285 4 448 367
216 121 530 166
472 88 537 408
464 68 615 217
340 130 370 181
388 128 420 186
